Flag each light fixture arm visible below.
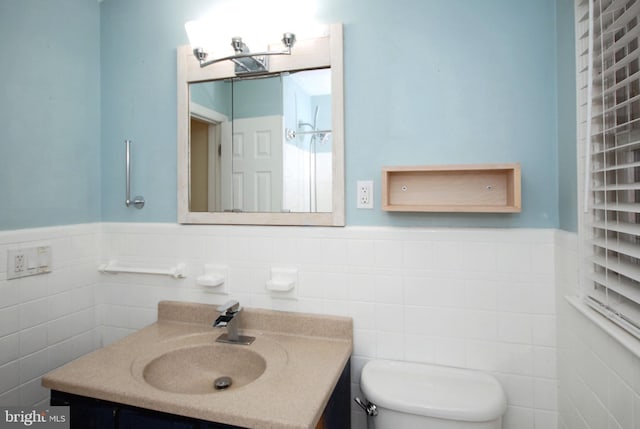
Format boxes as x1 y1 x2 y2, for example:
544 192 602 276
193 47 293 68
192 32 296 73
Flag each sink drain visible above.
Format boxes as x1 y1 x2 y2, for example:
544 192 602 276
214 376 232 390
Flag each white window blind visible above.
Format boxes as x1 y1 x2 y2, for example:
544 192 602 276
577 0 640 339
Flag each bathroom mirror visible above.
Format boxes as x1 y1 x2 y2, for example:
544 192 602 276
178 24 344 226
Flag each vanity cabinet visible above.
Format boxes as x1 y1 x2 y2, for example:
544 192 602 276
50 391 233 428
49 358 350 429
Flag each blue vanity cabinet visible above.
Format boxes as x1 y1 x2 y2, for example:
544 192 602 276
50 390 237 428
118 408 210 429
51 392 118 429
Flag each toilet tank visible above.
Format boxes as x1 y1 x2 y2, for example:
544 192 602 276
360 360 507 429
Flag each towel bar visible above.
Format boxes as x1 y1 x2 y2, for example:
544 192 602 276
98 261 186 279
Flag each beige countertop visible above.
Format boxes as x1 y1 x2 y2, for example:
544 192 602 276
42 301 353 429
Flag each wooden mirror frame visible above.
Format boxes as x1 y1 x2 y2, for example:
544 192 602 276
177 23 344 226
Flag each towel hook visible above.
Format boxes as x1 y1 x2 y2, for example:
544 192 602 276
125 139 145 209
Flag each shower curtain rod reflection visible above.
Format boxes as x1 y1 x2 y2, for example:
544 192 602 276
285 128 332 140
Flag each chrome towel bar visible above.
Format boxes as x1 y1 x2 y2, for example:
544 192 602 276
125 139 145 209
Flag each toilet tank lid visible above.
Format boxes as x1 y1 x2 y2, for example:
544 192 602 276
360 360 507 422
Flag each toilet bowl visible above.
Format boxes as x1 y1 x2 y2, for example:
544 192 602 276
359 360 507 429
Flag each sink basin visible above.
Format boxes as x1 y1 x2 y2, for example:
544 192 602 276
142 344 266 394
130 333 289 395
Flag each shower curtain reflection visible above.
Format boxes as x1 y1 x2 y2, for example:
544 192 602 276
282 69 332 213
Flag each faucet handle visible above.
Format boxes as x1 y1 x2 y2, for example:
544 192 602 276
217 300 240 314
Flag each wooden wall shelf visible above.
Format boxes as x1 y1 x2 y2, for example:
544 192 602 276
382 163 521 213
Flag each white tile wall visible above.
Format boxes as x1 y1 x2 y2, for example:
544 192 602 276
99 223 558 429
556 230 640 429
0 224 101 407
0 222 573 429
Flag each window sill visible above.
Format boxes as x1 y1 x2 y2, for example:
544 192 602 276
566 295 640 358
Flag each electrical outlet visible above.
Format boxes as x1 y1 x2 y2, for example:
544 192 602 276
7 246 51 280
14 254 25 272
357 180 374 209
8 249 27 279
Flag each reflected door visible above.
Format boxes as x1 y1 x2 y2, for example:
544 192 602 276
226 115 283 212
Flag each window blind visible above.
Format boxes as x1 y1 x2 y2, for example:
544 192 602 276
577 0 640 339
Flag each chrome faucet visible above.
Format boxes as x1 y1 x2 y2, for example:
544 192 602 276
213 300 255 345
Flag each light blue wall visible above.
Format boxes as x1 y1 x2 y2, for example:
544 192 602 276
233 76 283 119
191 77 285 120
190 81 231 117
556 0 578 232
100 0 560 227
335 0 559 226
100 0 191 222
0 0 101 230
1 0 564 229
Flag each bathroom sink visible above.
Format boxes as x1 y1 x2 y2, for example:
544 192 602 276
142 344 266 394
44 301 353 428
130 332 290 395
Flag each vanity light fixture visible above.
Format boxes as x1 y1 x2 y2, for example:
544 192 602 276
187 24 296 75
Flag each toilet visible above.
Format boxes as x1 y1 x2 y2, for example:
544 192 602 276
359 360 507 429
